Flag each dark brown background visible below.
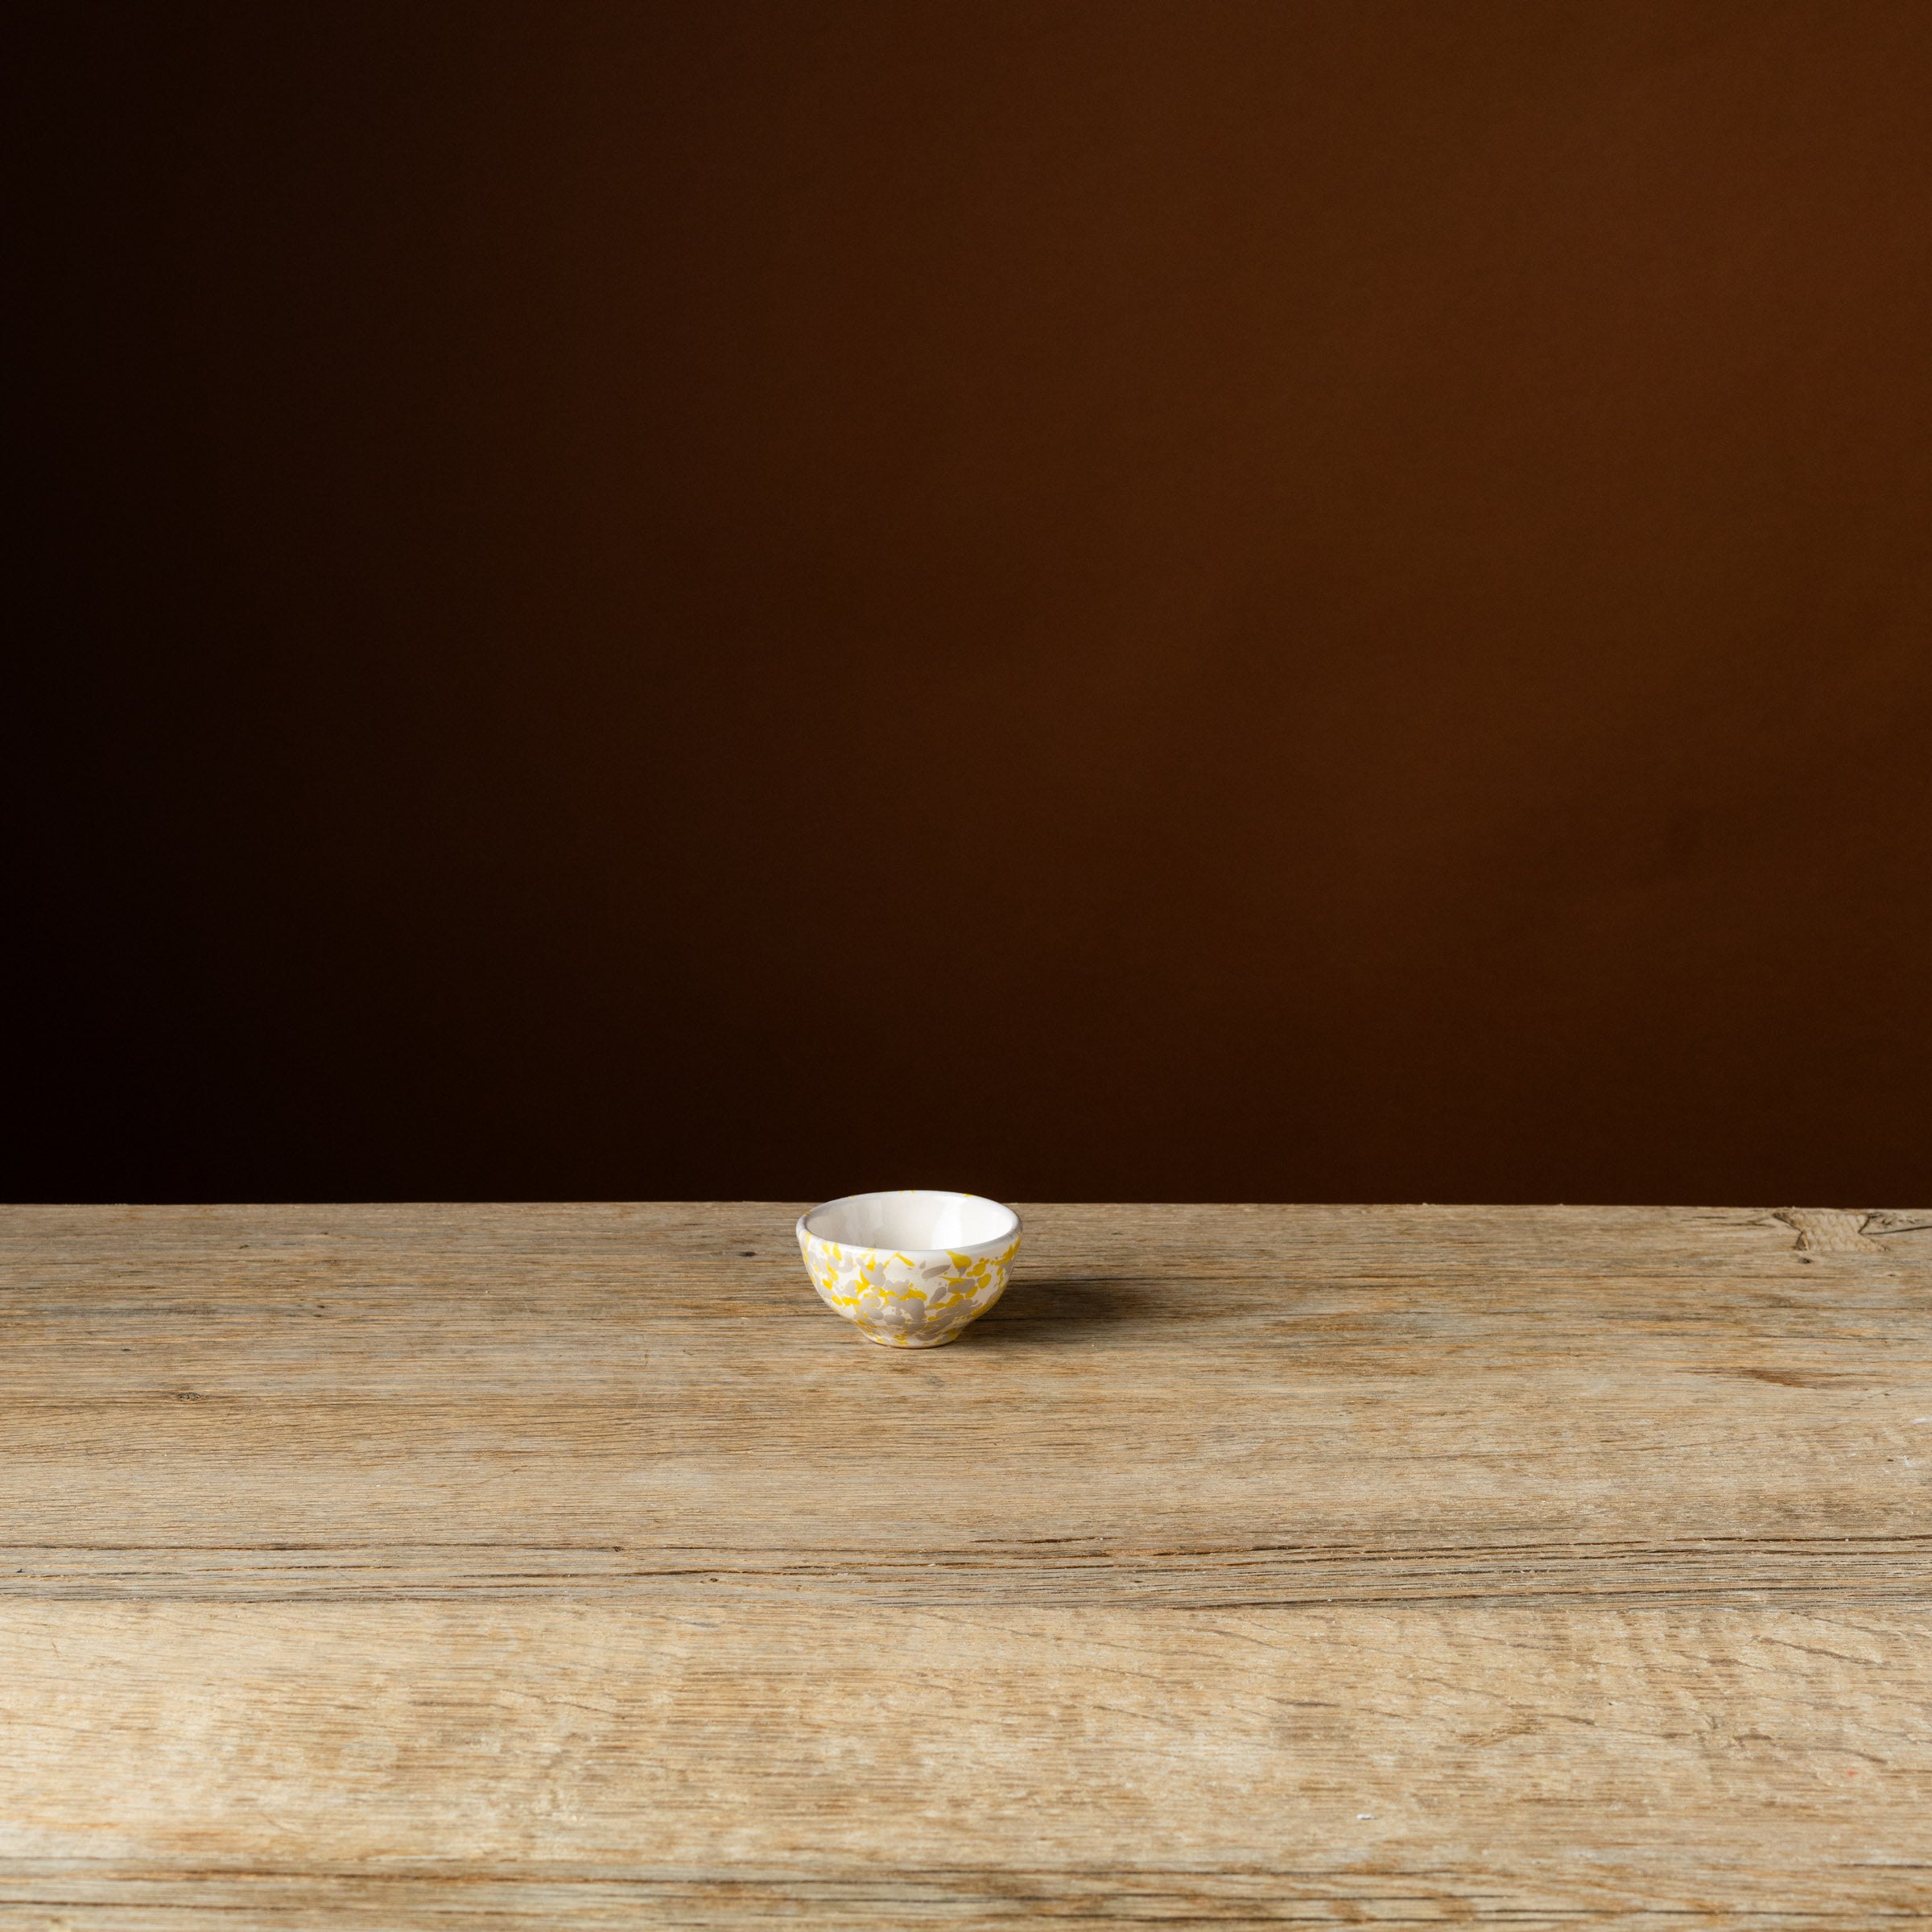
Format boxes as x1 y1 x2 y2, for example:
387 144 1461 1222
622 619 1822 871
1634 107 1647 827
14 1 1931 1205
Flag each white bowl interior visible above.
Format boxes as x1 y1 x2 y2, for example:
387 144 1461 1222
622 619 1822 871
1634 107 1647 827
803 1191 1016 1253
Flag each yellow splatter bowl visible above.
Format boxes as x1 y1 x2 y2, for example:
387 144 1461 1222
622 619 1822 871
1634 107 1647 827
796 1191 1022 1348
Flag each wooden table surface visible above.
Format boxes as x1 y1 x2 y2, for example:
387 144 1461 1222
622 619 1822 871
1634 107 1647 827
2 1202 1929 1927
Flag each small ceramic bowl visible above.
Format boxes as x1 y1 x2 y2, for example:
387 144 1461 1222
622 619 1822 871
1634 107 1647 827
797 1191 1022 1348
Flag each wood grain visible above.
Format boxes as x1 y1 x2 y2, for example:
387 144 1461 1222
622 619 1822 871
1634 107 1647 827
2 1203 1929 1925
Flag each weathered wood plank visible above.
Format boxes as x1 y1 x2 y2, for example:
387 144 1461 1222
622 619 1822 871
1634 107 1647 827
2 1203 1929 1924
2 1204 1926 1603
2 1600 1930 1926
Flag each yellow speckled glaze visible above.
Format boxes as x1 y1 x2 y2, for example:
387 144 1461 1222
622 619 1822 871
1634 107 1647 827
796 1193 1022 1347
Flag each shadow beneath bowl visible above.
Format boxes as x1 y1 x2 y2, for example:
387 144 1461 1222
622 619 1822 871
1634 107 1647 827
972 1274 1157 1343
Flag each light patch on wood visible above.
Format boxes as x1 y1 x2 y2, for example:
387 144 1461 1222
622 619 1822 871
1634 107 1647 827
1777 1208 1889 1253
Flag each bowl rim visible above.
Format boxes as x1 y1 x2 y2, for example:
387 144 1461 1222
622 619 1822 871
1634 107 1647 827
796 1190 1022 1258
